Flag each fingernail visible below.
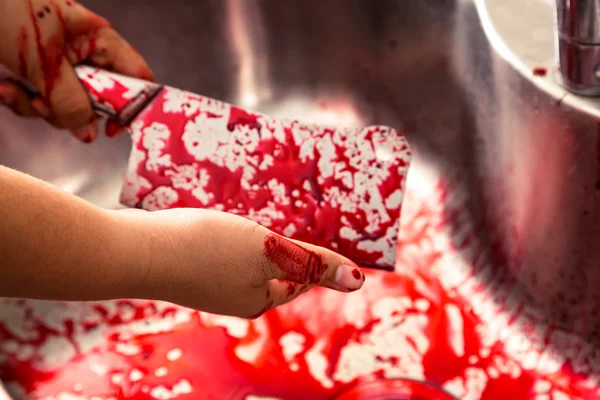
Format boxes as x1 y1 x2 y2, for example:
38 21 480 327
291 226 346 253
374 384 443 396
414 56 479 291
31 97 52 118
72 123 97 143
335 264 365 292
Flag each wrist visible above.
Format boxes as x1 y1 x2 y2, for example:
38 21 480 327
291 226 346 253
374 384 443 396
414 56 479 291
104 209 177 302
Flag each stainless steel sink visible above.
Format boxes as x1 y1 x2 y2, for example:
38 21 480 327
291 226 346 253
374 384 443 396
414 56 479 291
2 0 600 398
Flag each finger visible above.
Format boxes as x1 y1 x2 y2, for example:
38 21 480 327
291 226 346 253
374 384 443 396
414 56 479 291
247 280 310 319
60 3 109 64
61 4 154 81
31 96 52 118
66 33 96 65
69 121 97 142
89 28 155 81
0 81 39 117
45 56 97 139
105 119 126 138
0 82 17 107
7 1 91 131
270 280 312 306
58 0 111 37
21 21 96 134
260 232 365 292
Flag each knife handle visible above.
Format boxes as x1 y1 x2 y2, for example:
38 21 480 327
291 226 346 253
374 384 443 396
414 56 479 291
0 64 163 126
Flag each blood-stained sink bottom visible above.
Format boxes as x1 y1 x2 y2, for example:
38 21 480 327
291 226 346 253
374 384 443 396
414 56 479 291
334 379 457 399
1 164 599 400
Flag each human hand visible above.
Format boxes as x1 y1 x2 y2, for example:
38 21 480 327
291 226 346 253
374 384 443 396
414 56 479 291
115 208 366 319
0 0 154 142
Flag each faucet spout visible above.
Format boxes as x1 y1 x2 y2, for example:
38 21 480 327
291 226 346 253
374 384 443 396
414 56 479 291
556 0 600 95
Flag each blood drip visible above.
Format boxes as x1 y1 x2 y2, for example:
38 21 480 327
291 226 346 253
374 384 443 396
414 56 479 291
263 233 329 284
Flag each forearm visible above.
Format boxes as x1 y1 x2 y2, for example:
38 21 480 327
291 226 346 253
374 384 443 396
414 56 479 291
0 165 151 301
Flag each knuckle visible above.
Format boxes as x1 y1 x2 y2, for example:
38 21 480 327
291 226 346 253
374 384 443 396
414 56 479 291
233 220 273 287
259 255 276 285
247 221 266 242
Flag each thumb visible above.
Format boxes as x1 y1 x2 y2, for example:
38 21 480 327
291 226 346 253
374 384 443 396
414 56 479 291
260 232 365 292
43 56 97 141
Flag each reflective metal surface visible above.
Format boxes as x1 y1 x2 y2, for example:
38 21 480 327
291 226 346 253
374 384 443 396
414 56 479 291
557 0 600 43
462 0 600 345
556 0 600 95
2 0 600 395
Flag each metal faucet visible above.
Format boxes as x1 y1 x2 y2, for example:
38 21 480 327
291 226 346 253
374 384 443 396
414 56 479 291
556 0 600 95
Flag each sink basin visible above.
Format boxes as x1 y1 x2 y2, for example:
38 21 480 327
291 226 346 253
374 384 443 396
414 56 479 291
1 0 599 399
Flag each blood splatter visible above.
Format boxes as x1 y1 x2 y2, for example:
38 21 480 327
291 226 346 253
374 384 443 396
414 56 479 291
52 3 68 32
105 119 123 137
17 27 28 78
1 173 599 399
285 283 295 297
335 379 457 399
15 1 109 110
227 106 262 132
351 269 361 280
78 75 135 114
532 67 547 77
264 234 328 284
26 0 63 100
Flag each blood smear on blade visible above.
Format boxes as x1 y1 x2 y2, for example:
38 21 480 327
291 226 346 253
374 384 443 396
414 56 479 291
76 67 413 271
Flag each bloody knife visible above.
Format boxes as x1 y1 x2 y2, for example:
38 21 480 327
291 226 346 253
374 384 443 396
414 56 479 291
0 64 412 271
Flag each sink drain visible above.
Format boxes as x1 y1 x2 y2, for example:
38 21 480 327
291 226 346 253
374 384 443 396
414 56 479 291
334 378 457 400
